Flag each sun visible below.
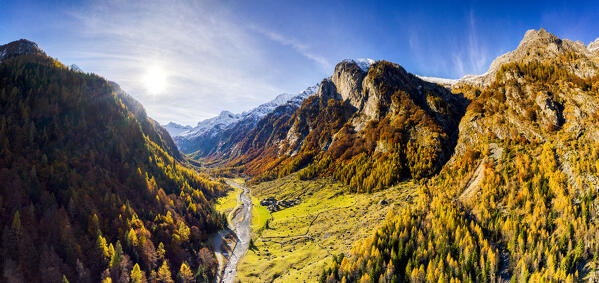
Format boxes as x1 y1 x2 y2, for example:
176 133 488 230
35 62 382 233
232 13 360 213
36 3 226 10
142 66 168 95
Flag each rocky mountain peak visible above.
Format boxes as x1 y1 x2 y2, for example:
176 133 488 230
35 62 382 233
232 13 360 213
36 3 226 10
331 60 367 109
488 29 564 73
361 61 450 120
218 110 236 118
519 28 560 47
318 78 342 102
461 29 599 87
0 39 44 62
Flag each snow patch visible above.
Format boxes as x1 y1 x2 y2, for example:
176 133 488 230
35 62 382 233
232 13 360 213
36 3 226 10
417 75 458 86
354 58 376 71
170 83 319 139
163 122 192 137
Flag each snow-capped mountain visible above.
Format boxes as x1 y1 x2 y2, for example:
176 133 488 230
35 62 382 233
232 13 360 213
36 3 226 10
169 84 319 139
239 84 319 121
178 110 242 139
165 84 319 153
416 76 459 87
164 122 193 137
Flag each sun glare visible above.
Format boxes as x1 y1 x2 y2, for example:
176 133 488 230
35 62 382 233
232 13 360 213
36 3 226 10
142 66 168 95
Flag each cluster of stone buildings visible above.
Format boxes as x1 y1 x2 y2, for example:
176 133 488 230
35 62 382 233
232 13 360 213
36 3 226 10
259 197 299 212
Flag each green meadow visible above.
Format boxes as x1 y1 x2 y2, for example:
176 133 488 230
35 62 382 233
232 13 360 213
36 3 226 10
235 173 416 282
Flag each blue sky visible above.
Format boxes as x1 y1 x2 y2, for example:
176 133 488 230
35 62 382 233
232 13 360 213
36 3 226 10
1 0 599 125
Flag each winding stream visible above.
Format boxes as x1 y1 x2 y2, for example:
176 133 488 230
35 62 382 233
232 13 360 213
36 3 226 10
214 181 252 283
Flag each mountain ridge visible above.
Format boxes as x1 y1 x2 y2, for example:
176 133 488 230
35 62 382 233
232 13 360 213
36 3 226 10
169 84 319 155
197 58 468 193
165 58 378 144
320 28 599 282
184 29 599 195
166 84 319 141
417 29 599 89
0 39 45 62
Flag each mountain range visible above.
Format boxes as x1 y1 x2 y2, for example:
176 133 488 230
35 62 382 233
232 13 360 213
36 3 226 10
318 29 599 282
173 29 599 190
165 84 320 155
165 28 599 281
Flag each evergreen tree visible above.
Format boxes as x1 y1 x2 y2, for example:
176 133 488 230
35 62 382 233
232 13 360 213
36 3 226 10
97 235 110 263
157 242 166 261
127 228 138 247
157 260 174 283
130 263 144 283
110 241 123 268
178 262 194 283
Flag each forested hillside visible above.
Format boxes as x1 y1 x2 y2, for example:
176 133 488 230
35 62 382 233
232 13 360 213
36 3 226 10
0 40 228 283
320 29 599 282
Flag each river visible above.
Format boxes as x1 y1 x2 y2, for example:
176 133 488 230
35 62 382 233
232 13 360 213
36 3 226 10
214 181 252 283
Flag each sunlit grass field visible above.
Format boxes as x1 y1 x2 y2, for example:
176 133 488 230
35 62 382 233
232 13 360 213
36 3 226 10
235 173 416 282
215 179 244 223
251 198 272 234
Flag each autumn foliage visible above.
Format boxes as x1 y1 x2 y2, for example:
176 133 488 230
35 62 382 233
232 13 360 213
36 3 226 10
0 54 227 282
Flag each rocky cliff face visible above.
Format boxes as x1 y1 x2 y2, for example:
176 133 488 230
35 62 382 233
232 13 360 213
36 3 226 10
449 29 599 167
189 29 599 194
331 61 366 110
214 59 467 191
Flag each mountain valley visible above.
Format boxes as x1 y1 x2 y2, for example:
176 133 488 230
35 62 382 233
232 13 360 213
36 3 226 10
3 24 599 283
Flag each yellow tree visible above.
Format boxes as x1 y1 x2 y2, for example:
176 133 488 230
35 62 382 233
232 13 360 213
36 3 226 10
127 228 139 247
178 262 194 283
130 263 144 283
157 260 174 283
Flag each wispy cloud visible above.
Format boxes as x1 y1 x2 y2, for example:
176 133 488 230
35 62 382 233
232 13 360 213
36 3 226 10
452 10 489 76
60 0 290 125
249 25 331 70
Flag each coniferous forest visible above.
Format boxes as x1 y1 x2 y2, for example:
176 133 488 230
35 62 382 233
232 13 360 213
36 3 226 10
0 48 228 282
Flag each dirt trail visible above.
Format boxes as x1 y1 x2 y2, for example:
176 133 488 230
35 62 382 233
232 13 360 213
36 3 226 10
213 181 252 283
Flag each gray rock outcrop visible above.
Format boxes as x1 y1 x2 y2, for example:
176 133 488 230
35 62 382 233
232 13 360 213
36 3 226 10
535 92 563 128
331 60 367 110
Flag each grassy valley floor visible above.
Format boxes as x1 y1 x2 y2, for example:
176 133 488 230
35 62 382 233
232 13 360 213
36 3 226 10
226 174 417 282
215 177 246 223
